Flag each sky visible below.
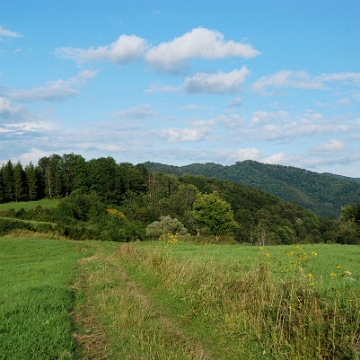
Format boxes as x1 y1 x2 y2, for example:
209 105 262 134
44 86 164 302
1 0 360 178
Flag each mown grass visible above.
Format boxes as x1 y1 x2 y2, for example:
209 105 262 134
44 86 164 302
0 237 101 360
0 199 59 211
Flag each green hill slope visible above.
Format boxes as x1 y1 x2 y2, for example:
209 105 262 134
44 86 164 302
144 160 360 218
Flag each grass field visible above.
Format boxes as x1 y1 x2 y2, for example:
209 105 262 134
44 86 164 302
1 238 359 359
0 199 59 211
0 238 104 359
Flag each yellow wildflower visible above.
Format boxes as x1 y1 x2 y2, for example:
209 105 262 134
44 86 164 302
311 251 317 256
343 270 352 275
337 265 342 270
331 273 337 277
266 253 271 258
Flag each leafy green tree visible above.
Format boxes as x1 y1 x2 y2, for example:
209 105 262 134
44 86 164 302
146 215 188 238
86 157 117 202
190 192 238 241
338 202 360 244
61 153 87 196
38 155 63 198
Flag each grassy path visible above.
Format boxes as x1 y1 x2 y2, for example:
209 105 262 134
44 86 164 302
73 247 214 359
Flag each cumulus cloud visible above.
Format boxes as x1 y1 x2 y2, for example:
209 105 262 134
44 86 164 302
311 139 345 152
144 28 260 72
111 104 157 119
262 152 293 165
1 70 97 102
251 70 324 94
158 120 214 142
184 67 250 94
0 26 22 38
252 70 360 95
55 34 147 64
228 148 261 162
217 114 244 128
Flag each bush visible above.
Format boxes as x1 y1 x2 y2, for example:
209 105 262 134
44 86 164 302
146 216 188 238
0 218 35 236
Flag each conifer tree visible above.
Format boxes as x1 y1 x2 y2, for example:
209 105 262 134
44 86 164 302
25 162 38 200
13 161 26 202
1 160 14 202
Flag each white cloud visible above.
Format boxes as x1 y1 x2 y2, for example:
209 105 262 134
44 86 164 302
55 34 147 64
177 104 210 110
0 97 29 120
6 87 79 102
158 120 214 142
111 104 157 119
217 114 244 128
251 70 324 94
320 72 360 84
1 70 98 102
252 70 360 95
250 110 289 127
227 97 243 108
159 127 209 142
0 26 22 38
16 148 54 165
144 84 180 93
262 152 292 165
311 139 345 152
144 27 260 72
5 121 55 132
184 67 250 94
228 148 261 162
336 98 351 107
261 122 349 141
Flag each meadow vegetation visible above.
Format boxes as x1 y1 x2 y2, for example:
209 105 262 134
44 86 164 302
1 153 360 358
1 236 359 359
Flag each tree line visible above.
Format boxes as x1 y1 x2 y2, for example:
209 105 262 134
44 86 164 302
0 153 359 244
144 160 360 218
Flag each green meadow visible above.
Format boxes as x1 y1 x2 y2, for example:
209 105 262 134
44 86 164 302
1 238 359 359
0 199 59 212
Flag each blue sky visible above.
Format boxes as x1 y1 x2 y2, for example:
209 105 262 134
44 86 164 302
1 0 360 177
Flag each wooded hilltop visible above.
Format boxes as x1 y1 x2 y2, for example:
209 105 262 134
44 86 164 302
0 153 359 245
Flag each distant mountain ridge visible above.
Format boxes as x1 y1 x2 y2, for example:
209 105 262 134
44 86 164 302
144 160 360 218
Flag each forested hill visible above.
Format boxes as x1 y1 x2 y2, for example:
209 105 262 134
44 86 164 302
144 160 360 218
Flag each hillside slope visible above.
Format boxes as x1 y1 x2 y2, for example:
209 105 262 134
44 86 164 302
144 160 360 218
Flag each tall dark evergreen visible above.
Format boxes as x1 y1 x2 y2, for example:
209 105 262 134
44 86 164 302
13 161 26 202
0 170 4 203
1 160 14 202
25 162 38 201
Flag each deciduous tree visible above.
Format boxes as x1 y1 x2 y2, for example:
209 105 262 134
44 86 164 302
190 192 238 241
